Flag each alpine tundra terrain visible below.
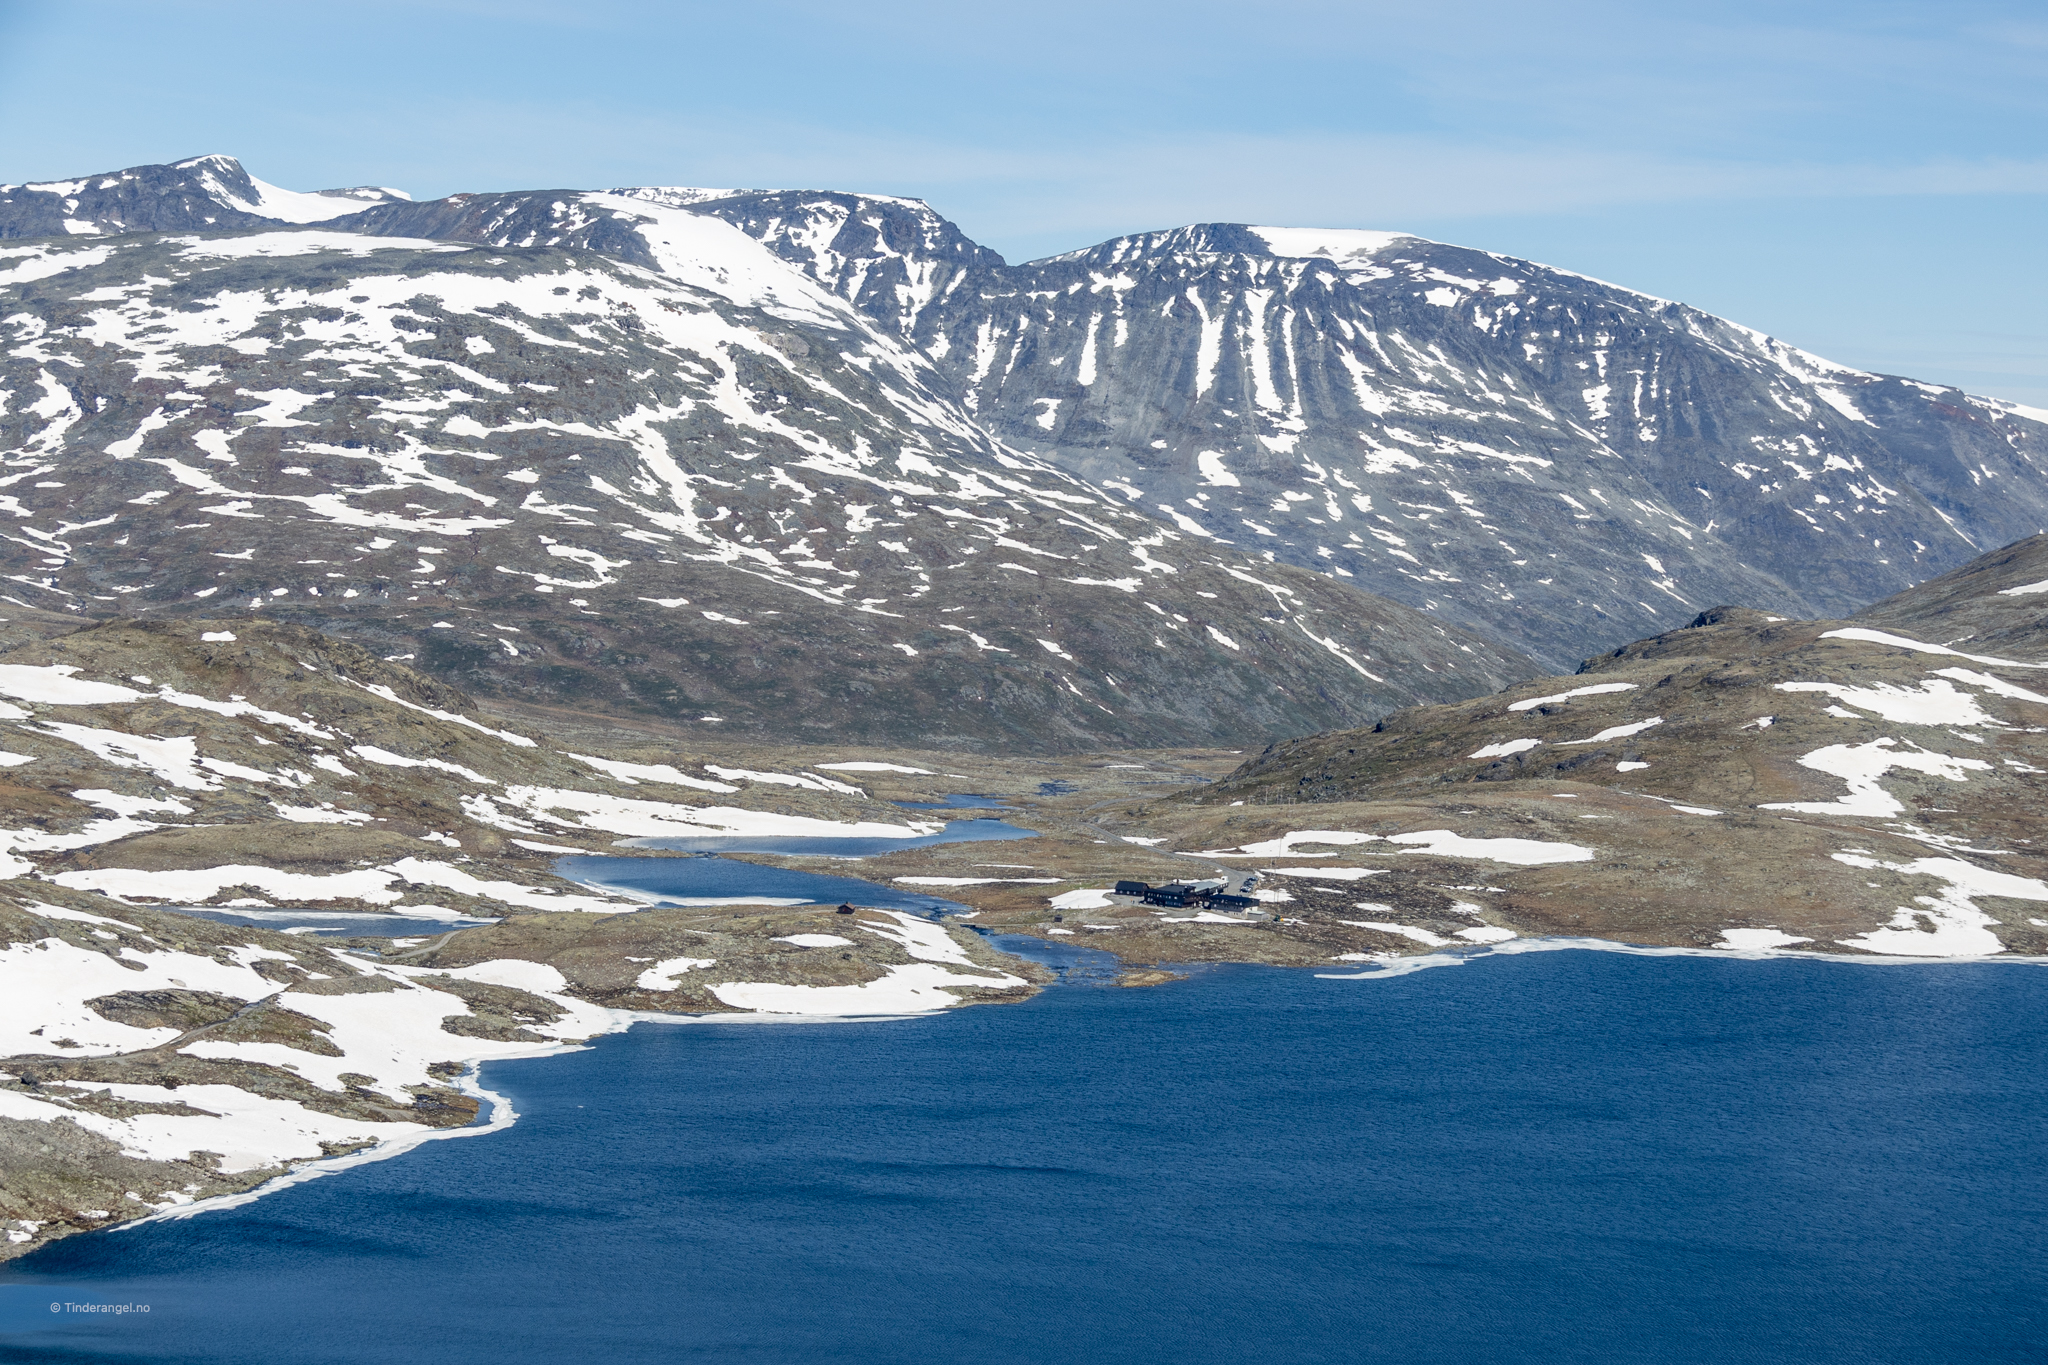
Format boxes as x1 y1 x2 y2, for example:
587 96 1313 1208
0 156 1527 750
949 533 2048 969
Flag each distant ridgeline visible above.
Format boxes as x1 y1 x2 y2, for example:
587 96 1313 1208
2 154 2043 745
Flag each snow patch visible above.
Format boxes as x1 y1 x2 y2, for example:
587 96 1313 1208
1819 628 2044 670
1714 928 1812 951
1470 738 1541 759
1760 738 1990 818
1830 852 2047 957
634 957 716 991
1507 682 1636 712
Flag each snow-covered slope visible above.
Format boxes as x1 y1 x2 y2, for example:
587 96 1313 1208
663 195 2048 670
199 160 409 224
0 172 1528 750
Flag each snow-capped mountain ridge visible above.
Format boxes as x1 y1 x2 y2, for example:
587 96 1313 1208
0 163 1529 749
1235 226 1426 267
177 153 411 224
1035 222 1425 270
609 186 779 209
3 153 2044 686
0 155 407 239
660 192 2044 669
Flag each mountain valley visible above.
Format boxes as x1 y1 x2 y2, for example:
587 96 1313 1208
0 154 2044 1267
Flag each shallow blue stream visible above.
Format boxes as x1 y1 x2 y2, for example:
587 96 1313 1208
559 854 970 914
618 815 1034 858
4 949 2044 1363
892 794 1016 810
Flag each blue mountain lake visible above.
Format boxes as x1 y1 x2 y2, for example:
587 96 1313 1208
560 812 1040 912
5 947 2044 1363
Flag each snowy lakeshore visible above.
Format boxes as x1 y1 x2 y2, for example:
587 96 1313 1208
1 899 1031 1215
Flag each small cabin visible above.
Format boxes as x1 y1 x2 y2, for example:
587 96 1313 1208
1114 880 1150 897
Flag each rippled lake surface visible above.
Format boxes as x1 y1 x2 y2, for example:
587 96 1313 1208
6 949 2045 1363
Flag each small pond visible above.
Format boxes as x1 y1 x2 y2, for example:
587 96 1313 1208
980 931 1121 985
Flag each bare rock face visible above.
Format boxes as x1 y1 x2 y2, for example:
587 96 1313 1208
666 195 2048 670
84 990 245 1033
1165 533 2048 959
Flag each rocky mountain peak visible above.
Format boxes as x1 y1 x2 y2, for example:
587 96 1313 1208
678 190 1009 343
1035 222 1421 270
0 155 406 240
717 209 2047 672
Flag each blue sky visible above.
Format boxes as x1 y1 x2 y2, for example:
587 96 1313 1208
2 0 2044 403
